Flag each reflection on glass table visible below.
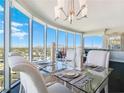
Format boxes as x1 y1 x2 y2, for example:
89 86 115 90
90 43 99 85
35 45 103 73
32 60 51 70
40 61 113 93
41 62 68 73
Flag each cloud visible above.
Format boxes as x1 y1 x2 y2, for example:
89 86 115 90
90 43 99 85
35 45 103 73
0 30 3 34
11 21 28 27
12 31 28 40
0 21 4 34
0 21 4 27
0 21 3 24
0 5 4 12
11 21 23 27
11 21 28 39
11 27 21 32
0 21 28 40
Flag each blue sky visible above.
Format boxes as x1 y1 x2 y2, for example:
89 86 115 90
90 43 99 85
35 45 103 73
0 0 103 48
11 7 29 47
0 0 4 48
68 33 74 47
33 21 44 47
76 34 81 47
47 27 56 47
84 36 103 48
58 31 66 47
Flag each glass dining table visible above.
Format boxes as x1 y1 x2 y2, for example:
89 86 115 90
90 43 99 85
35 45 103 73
37 61 113 93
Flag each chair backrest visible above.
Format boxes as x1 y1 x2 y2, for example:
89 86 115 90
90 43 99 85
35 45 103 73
86 50 110 68
75 48 82 67
66 49 76 61
8 52 48 93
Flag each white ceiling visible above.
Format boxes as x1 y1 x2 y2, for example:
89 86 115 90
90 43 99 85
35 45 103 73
17 0 124 32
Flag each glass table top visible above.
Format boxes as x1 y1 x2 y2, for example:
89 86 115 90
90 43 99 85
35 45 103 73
41 62 67 73
38 61 113 93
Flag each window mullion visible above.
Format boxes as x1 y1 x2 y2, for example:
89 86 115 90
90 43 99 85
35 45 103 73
29 17 33 62
4 0 11 90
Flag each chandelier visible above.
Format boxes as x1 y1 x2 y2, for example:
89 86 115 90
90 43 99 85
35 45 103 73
55 0 87 24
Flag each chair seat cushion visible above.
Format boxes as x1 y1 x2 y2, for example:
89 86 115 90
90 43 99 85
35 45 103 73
48 83 73 93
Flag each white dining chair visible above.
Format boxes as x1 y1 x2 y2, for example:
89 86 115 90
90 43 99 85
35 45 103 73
86 50 110 68
86 50 110 93
75 48 83 70
8 52 73 93
65 49 76 67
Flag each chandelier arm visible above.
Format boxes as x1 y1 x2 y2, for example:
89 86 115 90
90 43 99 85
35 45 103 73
60 8 68 17
64 17 68 21
76 15 87 20
76 5 86 16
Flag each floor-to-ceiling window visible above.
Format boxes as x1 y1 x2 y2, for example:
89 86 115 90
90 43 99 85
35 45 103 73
47 27 56 60
68 32 74 49
11 7 29 83
58 30 66 50
76 33 81 48
32 21 44 61
0 0 4 91
57 30 66 58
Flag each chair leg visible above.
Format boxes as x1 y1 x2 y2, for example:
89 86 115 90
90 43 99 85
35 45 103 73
19 84 23 93
95 78 108 93
71 86 74 92
95 89 100 93
64 81 66 86
104 83 108 93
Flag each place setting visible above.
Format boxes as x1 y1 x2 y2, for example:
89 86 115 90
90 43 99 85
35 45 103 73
54 69 94 90
84 63 105 72
55 69 80 80
55 69 89 82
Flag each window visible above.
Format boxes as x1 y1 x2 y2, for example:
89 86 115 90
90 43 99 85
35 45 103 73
68 32 74 49
32 21 45 61
0 0 4 91
58 30 66 50
76 34 81 48
11 7 29 83
57 30 66 59
84 36 103 48
47 27 56 60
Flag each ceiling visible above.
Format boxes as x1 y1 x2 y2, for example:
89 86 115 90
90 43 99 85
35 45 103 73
17 0 124 33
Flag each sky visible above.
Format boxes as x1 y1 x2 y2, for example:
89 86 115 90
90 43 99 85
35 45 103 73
84 36 103 48
0 0 4 48
58 31 66 47
0 0 103 48
33 21 44 47
11 7 29 47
